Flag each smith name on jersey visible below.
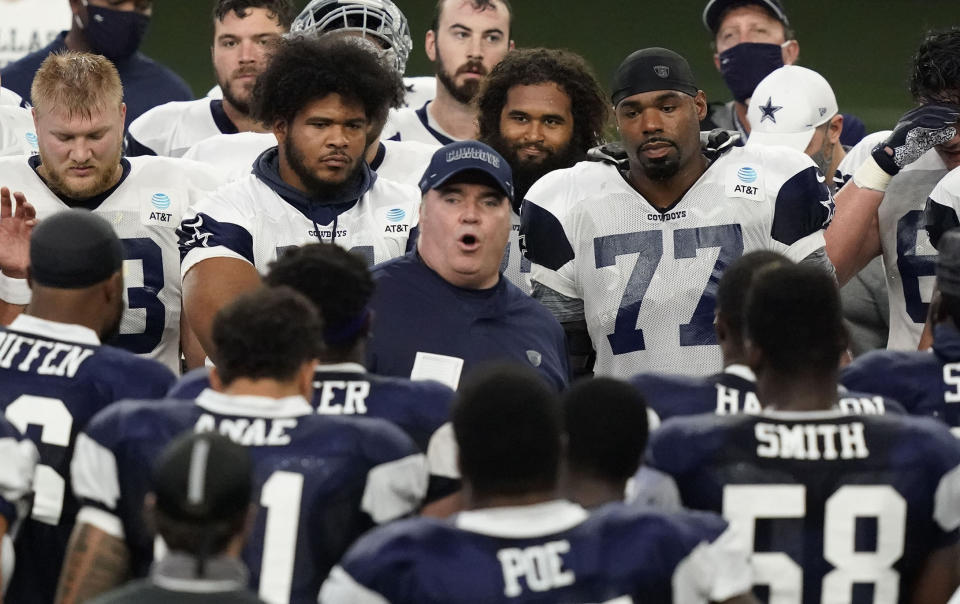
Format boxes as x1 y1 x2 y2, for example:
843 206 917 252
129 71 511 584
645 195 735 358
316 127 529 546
643 410 960 604
178 147 420 274
0 314 174 604
631 363 905 422
320 501 752 604
183 131 439 188
521 145 834 378
71 389 427 604
838 131 948 350
125 98 240 157
0 155 224 372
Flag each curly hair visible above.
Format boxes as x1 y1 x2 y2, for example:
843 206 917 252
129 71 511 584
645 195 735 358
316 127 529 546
910 28 960 104
477 48 609 155
213 0 297 29
250 35 405 127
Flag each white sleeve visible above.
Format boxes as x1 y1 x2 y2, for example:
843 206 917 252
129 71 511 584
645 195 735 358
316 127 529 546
934 463 960 532
179 183 257 277
361 453 428 524
0 273 31 305
70 433 125 538
835 131 892 185
318 566 390 604
672 522 754 603
524 171 582 300
0 436 38 523
425 422 459 480
627 465 682 511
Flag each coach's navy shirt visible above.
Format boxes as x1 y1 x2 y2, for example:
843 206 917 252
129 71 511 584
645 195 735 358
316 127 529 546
1 32 192 127
366 251 569 391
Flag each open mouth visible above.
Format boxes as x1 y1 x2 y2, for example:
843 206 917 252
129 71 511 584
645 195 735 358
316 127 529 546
459 234 479 251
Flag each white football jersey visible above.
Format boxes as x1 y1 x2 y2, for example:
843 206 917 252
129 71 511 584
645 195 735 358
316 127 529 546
0 156 224 371
382 101 460 146
0 87 23 107
179 171 420 277
523 147 833 378
837 131 947 350
402 76 436 108
126 98 238 157
927 166 960 239
184 133 438 188
501 211 530 294
0 106 36 156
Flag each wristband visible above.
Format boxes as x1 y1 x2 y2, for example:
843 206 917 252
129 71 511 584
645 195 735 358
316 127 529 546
852 156 894 193
0 273 31 305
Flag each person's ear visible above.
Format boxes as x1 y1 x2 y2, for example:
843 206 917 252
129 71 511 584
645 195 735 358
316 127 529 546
298 360 317 399
827 114 844 145
694 90 708 121
425 30 437 62
209 366 224 391
781 39 800 65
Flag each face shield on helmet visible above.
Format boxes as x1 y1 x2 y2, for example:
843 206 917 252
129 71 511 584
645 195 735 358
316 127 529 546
289 0 412 75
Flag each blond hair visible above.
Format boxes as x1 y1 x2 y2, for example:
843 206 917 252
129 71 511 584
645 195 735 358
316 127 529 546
31 51 124 119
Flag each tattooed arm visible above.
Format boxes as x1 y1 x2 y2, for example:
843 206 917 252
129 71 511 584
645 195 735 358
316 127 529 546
55 522 130 604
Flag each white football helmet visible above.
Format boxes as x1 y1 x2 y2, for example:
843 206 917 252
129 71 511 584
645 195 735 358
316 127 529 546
290 0 412 75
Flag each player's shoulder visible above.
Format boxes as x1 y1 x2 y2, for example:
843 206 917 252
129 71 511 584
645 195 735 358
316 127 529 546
842 348 933 382
339 514 448 575
128 155 224 185
381 138 439 157
368 174 421 204
592 501 727 545
83 397 190 445
129 98 209 130
648 413 746 473
629 372 715 418
931 165 960 202
527 160 618 202
370 251 419 282
81 345 176 394
367 373 456 402
864 412 960 462
721 144 819 185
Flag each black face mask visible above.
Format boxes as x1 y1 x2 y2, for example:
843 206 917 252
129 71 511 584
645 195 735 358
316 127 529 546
718 42 786 103
79 0 150 61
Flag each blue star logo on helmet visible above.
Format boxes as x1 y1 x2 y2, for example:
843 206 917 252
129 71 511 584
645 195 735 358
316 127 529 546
25 132 38 148
386 208 406 223
759 96 783 124
151 193 171 210
737 167 758 184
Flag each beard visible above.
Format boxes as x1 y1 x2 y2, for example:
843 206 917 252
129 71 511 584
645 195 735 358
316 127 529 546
283 134 364 200
38 142 123 201
485 131 583 209
434 48 486 105
218 70 256 115
634 138 682 181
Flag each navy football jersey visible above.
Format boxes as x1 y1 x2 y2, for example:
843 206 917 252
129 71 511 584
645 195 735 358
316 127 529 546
631 364 905 422
0 315 174 603
644 410 960 604
168 363 455 451
842 323 960 437
320 500 753 603
71 389 427 604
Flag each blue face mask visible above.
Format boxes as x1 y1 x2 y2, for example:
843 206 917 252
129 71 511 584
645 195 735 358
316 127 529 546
78 0 150 61
718 42 787 103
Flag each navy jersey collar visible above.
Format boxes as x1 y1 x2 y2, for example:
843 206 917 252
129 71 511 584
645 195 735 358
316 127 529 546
209 99 239 135
415 102 456 145
29 155 132 210
369 142 387 171
934 323 960 361
253 146 376 225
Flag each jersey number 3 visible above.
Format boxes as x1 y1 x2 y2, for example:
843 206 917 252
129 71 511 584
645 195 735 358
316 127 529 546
595 224 743 354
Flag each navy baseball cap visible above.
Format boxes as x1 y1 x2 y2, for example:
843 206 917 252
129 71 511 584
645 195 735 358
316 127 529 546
419 141 514 202
703 0 789 33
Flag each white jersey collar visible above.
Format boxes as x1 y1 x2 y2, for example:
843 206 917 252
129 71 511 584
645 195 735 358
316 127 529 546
8 315 100 346
196 389 313 418
455 500 589 538
761 408 846 421
317 362 366 374
723 364 756 382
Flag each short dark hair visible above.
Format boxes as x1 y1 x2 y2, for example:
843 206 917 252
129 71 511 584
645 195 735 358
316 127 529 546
430 0 513 36
910 28 960 104
745 264 846 374
213 0 296 29
716 250 792 337
940 291 960 327
153 507 246 559
265 244 375 354
212 286 323 385
563 378 648 483
453 364 561 497
250 36 405 127
477 48 609 156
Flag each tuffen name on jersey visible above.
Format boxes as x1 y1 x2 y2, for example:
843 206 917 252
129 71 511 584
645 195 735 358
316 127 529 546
755 422 870 460
195 413 298 447
498 540 574 597
646 210 687 222
0 332 94 378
